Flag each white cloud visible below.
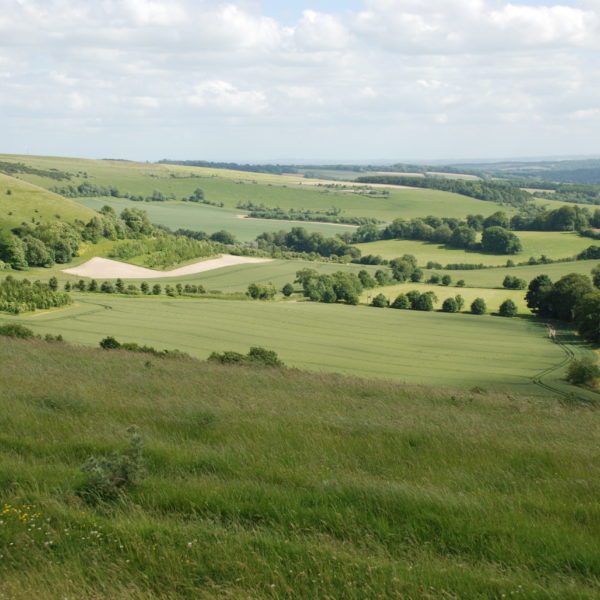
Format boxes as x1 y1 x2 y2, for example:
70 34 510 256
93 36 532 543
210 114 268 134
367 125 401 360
0 0 599 159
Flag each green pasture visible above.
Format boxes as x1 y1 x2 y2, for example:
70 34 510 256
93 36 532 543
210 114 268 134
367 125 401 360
0 172 95 229
363 282 528 313
7 295 595 398
355 231 593 266
77 197 356 241
1 339 599 599
438 259 599 289
1 154 516 224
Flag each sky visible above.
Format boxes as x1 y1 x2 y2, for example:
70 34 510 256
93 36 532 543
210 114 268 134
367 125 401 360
0 0 599 163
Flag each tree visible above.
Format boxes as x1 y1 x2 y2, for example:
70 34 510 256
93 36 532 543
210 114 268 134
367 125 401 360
358 270 377 288
247 283 276 300
499 299 518 317
152 284 161 295
550 273 594 321
471 298 487 314
428 274 441 284
210 230 236 245
390 294 409 309
282 283 294 297
481 227 522 254
526 274 553 316
140 282 149 294
449 226 477 249
88 279 98 292
115 278 125 293
406 290 421 309
64 281 72 292
456 280 465 287
415 293 435 311
409 268 423 282
48 276 58 291
374 269 392 286
592 264 600 289
442 297 458 312
371 293 388 308
454 294 465 310
503 275 526 290
99 336 121 349
441 274 452 286
573 291 600 344
100 281 115 294
483 211 510 229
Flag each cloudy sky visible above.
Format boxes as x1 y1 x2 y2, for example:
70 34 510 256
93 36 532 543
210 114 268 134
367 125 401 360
1 0 599 162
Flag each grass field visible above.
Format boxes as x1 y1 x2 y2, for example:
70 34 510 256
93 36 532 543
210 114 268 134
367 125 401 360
0 154 517 225
0 172 95 229
435 259 599 289
4 294 596 398
1 338 599 599
77 197 357 242
362 282 529 313
355 231 594 266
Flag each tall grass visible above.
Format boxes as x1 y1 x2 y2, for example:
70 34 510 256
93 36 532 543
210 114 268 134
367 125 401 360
1 338 599 599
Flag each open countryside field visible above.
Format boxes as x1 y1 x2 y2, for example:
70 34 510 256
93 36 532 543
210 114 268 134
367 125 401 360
1 154 517 225
0 172 95 229
362 282 529 313
437 259 600 289
355 231 594 266
77 197 357 242
2 339 599 599
5 295 596 399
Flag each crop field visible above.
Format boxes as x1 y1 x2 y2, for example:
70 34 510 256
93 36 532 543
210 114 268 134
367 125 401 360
0 172 95 229
435 259 599 289
1 154 514 225
5 295 596 399
77 197 357 241
362 282 529 313
2 338 599 599
354 231 593 266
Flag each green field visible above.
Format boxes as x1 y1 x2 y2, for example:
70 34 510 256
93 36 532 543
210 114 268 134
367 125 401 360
1 338 599 599
77 197 357 242
4 295 596 399
0 172 95 229
362 282 529 313
355 231 594 266
0 154 517 226
435 259 600 289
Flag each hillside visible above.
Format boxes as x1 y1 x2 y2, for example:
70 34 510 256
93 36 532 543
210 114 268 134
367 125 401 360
0 337 598 599
0 172 96 229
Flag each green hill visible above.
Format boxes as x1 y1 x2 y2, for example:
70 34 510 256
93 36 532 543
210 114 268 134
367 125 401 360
0 171 96 230
0 337 598 599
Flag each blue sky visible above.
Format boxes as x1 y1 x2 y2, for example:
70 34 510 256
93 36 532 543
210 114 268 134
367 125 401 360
0 0 598 162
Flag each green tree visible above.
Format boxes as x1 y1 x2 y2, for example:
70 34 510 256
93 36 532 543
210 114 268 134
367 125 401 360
449 226 477 249
471 298 487 314
210 230 236 245
574 291 600 344
456 280 465 287
390 294 409 309
566 358 600 385
441 274 452 286
115 278 125 293
442 297 458 312
526 274 553 316
371 293 389 308
282 283 294 297
140 282 149 294
99 336 121 349
152 284 161 295
499 299 518 317
358 270 377 288
454 294 465 310
48 276 58 291
481 227 522 254
88 279 98 292
550 273 594 321
592 264 600 288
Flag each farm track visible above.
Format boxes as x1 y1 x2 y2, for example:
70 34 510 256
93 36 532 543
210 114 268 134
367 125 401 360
531 330 586 401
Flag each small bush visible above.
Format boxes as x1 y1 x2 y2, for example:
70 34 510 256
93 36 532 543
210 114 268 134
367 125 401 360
371 293 389 308
566 359 600 385
208 346 284 367
78 426 145 502
471 298 487 315
499 299 518 317
442 297 458 313
0 323 35 338
99 336 121 349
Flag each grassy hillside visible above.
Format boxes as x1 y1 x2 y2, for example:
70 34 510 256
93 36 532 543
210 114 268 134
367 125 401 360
355 231 593 266
3 294 596 398
1 338 599 599
0 172 96 229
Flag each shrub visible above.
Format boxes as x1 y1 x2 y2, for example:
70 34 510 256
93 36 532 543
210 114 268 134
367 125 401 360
471 298 487 315
566 359 600 385
0 323 35 338
390 294 409 309
441 275 452 286
456 280 465 287
99 336 121 349
78 426 145 502
499 299 518 317
371 293 389 308
282 283 294 297
442 297 458 313
208 347 284 367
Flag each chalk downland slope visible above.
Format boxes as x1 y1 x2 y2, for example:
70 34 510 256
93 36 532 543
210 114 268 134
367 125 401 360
61 254 273 279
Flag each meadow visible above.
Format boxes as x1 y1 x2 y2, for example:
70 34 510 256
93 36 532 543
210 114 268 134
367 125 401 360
0 338 599 599
354 231 594 266
4 294 596 399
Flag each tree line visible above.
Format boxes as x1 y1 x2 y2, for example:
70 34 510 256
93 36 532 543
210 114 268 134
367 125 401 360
0 275 72 314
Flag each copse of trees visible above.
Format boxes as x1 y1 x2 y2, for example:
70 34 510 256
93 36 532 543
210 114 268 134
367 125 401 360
247 283 276 300
0 275 72 314
503 275 527 290
480 227 522 254
295 269 362 305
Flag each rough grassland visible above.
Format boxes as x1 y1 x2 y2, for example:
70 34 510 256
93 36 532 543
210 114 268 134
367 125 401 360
0 172 95 229
4 295 596 398
355 232 593 266
0 338 599 599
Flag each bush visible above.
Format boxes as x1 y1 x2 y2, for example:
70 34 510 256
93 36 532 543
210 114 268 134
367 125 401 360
371 293 389 308
0 323 35 338
499 299 518 317
471 298 487 315
442 297 458 313
99 336 121 349
208 347 284 367
456 280 466 287
441 275 452 286
282 283 294 297
78 426 145 502
566 359 600 385
390 294 409 309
